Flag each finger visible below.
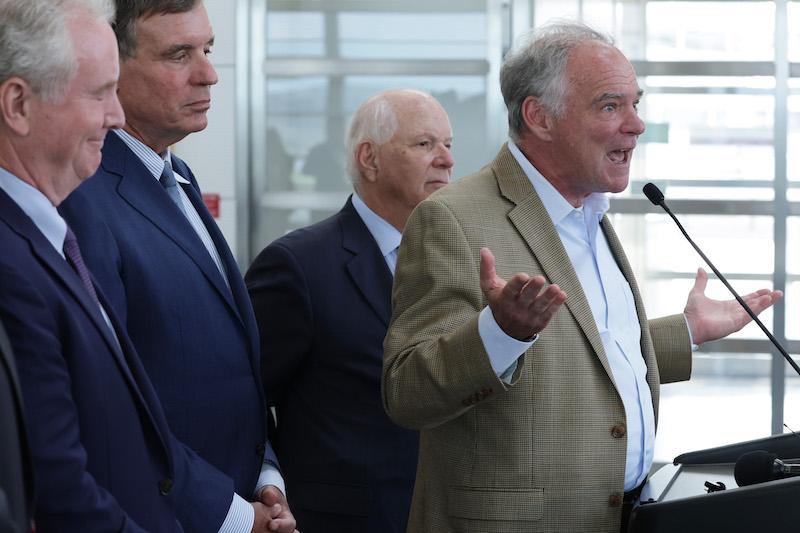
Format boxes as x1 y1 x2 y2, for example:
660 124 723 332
268 518 296 532
745 293 781 314
268 503 282 519
516 276 547 306
529 285 567 319
479 248 499 294
261 485 285 506
503 273 532 299
691 267 708 294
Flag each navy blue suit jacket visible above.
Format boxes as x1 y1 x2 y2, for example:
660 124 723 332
60 132 268 528
245 197 419 533
0 187 232 532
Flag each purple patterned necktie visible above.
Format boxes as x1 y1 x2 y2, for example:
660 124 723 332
63 226 101 306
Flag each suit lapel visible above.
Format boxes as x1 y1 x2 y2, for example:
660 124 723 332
492 144 617 385
341 197 393 327
0 188 172 459
172 158 250 327
104 135 241 323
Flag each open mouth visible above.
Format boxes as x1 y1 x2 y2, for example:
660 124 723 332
607 148 633 164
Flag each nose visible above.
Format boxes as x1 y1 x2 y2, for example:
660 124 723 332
194 53 218 86
105 91 125 130
434 143 454 170
623 107 645 136
197 56 219 85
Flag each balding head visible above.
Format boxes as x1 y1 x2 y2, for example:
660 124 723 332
347 89 454 231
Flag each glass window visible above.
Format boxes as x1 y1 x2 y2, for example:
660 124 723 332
338 13 487 59
645 2 774 61
655 353 772 463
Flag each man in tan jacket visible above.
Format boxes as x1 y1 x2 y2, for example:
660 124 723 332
382 21 781 533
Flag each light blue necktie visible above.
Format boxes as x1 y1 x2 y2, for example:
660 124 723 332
159 160 187 217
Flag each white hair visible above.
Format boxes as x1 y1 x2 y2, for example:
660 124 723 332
0 0 115 102
345 88 433 184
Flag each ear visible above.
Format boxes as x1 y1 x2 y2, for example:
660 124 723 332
355 140 379 182
0 77 33 136
520 95 555 142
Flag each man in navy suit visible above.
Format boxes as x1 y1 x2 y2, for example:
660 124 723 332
245 89 454 532
0 1 251 530
59 1 295 531
0 318 33 533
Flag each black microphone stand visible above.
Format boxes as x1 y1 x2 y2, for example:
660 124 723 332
643 182 800 377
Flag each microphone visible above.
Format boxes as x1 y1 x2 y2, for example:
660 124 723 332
734 450 800 486
642 182 800 377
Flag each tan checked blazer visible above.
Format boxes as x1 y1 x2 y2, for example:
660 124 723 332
382 144 692 533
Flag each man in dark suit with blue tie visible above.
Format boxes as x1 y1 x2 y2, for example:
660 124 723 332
0 1 256 530
245 89 454 532
59 1 295 531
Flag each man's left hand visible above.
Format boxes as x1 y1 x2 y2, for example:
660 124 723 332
258 485 299 533
684 267 782 345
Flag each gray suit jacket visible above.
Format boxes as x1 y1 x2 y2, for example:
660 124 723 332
382 144 692 533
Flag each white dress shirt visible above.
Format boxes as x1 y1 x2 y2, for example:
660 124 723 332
478 141 656 491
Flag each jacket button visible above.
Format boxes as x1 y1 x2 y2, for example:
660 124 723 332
256 443 266 457
609 493 623 507
611 424 627 438
158 478 173 495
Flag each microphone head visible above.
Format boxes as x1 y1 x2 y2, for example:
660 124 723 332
642 182 665 206
734 450 778 487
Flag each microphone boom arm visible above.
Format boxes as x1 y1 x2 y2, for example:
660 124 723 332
645 183 800 377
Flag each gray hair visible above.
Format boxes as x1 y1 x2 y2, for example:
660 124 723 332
500 20 613 141
0 0 115 102
114 0 199 59
345 88 432 184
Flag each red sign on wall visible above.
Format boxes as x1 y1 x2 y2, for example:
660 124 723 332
203 193 220 218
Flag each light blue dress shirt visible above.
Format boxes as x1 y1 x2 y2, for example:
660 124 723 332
351 192 402 275
478 141 655 491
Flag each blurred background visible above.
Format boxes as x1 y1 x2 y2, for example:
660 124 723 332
180 0 800 466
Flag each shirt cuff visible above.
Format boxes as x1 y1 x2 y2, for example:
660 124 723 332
478 306 536 380
254 462 286 501
218 493 254 533
683 314 699 351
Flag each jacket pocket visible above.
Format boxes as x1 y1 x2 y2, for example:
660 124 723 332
447 486 544 521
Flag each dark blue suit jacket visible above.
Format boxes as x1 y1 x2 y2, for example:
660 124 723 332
59 132 268 528
245 197 419 533
0 187 233 532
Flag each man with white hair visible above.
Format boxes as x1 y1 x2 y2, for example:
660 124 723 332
382 22 781 532
246 89 454 533
0 0 180 530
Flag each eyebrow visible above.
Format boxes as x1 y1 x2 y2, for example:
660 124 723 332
595 89 644 103
161 36 215 58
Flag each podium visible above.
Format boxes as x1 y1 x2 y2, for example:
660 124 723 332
627 434 800 532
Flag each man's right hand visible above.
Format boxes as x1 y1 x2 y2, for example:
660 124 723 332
251 501 298 533
479 247 567 340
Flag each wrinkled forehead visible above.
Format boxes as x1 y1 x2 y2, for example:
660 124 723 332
391 98 453 139
568 42 642 98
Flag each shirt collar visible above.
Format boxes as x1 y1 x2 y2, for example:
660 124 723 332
0 166 67 257
113 129 189 184
351 192 402 258
507 140 609 228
